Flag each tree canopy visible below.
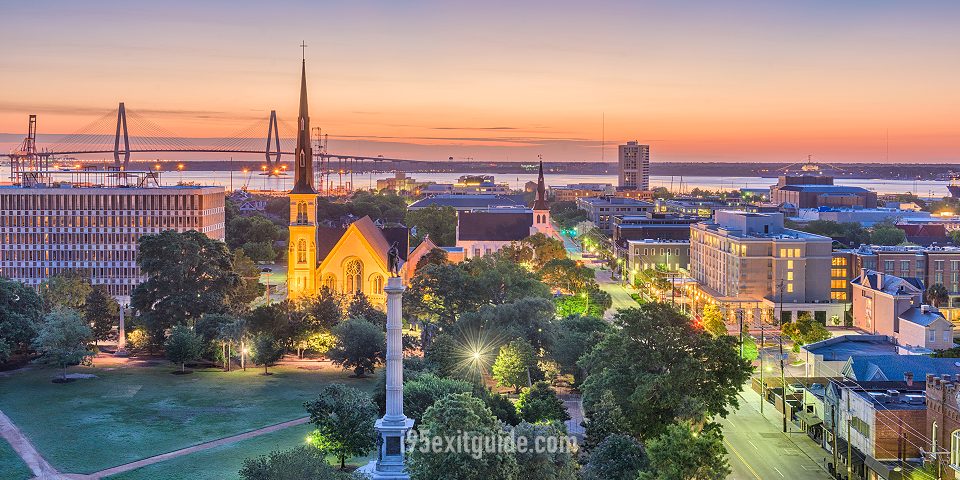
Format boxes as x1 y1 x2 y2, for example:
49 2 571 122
327 318 385 377
0 278 44 363
40 270 92 312
405 206 457 246
33 308 94 381
492 338 537 393
579 303 751 440
304 384 378 470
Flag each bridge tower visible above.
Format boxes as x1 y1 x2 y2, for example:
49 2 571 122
114 102 131 170
265 110 281 172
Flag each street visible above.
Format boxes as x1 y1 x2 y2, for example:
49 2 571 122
559 231 639 319
719 385 832 480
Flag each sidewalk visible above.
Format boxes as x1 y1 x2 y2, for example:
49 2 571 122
737 385 832 474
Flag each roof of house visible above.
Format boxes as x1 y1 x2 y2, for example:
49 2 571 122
316 216 408 266
457 210 532 242
851 270 924 295
899 306 948 327
408 194 522 210
842 355 960 381
803 335 899 362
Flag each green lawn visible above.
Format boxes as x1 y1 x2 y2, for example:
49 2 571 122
106 422 372 480
0 437 32 480
0 363 377 474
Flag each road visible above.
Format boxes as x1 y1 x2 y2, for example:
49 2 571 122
559 232 637 319
719 386 832 480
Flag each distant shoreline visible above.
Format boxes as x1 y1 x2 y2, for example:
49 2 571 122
97 160 960 181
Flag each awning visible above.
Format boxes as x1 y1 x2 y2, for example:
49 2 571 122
796 410 823 427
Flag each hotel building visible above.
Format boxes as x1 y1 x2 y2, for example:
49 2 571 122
690 210 845 324
0 176 225 300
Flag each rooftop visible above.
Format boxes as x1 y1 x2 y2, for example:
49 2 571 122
457 210 532 242
803 335 899 362
578 196 653 207
843 354 960 382
851 270 924 296
776 184 873 194
408 194 523 210
850 388 927 410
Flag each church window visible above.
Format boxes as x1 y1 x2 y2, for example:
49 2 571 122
299 151 305 167
323 274 336 292
296 201 308 224
345 259 363 294
297 239 307 264
371 274 384 295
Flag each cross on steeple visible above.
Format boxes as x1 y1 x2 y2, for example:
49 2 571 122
300 40 307 61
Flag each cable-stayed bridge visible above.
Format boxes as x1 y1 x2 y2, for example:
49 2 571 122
4 103 433 179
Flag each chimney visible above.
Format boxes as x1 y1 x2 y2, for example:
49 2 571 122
860 267 867 282
904 371 914 386
876 271 884 289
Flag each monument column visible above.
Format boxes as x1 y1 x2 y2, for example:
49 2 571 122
360 275 414 479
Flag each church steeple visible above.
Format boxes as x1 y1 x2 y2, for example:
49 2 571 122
291 58 316 194
533 157 548 211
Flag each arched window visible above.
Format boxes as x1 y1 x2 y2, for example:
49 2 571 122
296 201 308 224
371 274 384 295
345 259 363 294
296 239 307 264
323 274 336 292
951 429 960 465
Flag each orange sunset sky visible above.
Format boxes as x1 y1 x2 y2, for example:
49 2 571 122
1 1 959 163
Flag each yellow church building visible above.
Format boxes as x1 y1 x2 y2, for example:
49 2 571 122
285 58 408 306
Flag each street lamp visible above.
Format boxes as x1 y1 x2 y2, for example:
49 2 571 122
262 267 273 305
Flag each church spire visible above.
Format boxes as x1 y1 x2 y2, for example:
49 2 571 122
291 56 316 194
533 156 548 210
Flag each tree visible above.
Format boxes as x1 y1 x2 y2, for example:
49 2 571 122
781 313 831 351
424 333 463 378
245 303 289 338
522 233 567 269
32 308 94 381
298 288 344 331
492 339 537 393
927 283 950 308
516 381 570 424
637 421 730 480
553 315 611 383
581 434 648 480
165 325 203 373
401 372 474 421
700 304 727 337
510 422 578 480
327 318 385 377
226 214 284 262
303 384 378 470
407 393 519 480
951 230 960 246
251 334 284 375
540 258 594 293
871 223 907 246
0 278 43 363
131 230 240 342
84 287 119 346
346 291 386 327
787 220 870 247
555 288 611 319
415 247 450 271
458 298 557 354
579 303 751 440
40 270 92 312
478 389 521 426
228 250 266 314
405 206 457 246
582 390 628 451
550 201 588 230
239 446 352 480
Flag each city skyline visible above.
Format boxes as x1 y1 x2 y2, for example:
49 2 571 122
2 0 960 163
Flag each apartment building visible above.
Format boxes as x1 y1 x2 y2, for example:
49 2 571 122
549 183 614 202
618 141 650 191
625 239 690 285
690 210 844 324
0 182 225 300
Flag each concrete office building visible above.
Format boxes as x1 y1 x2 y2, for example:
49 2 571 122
576 196 654 233
690 210 844 324
0 175 225 300
618 141 649 191
769 175 877 209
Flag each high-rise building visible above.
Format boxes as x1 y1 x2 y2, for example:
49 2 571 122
618 141 649 190
689 210 845 324
0 179 225 299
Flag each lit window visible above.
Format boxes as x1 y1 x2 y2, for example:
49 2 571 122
787 283 794 293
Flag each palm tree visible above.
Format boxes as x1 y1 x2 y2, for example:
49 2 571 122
926 283 950 308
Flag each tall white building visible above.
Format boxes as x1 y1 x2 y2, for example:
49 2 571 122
618 141 650 191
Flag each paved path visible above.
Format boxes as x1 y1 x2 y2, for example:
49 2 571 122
718 385 831 480
559 393 584 440
0 409 61 479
